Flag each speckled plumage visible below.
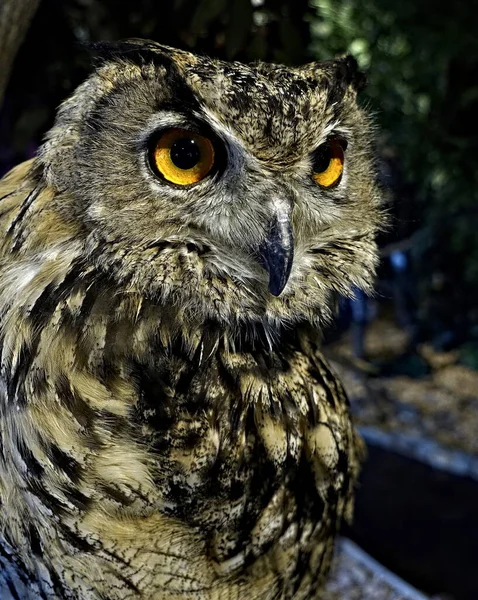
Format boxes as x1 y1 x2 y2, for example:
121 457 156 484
0 40 381 599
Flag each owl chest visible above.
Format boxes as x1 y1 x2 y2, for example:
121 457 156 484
132 349 347 565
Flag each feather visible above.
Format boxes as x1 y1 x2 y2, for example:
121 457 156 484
0 39 382 599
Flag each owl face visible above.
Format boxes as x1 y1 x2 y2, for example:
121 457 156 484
38 40 381 329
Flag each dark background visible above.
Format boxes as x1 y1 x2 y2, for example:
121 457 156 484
2 1 478 598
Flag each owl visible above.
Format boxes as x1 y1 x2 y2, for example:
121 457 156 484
0 39 381 599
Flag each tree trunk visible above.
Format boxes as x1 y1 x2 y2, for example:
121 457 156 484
0 0 40 109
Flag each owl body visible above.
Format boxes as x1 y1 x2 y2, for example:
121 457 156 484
0 41 380 599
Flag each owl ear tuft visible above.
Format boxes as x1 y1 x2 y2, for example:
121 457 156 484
87 39 174 70
324 54 367 107
335 55 367 93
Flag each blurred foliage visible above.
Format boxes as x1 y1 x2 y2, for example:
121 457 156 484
308 0 478 347
1 0 478 348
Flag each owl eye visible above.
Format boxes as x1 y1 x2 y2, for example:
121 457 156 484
151 128 215 186
312 139 345 188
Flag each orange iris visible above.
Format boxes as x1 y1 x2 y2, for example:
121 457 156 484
152 129 215 186
313 139 345 188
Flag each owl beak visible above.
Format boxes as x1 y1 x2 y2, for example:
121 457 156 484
258 204 294 297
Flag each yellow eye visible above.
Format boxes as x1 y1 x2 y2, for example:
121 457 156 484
151 129 215 185
312 139 345 188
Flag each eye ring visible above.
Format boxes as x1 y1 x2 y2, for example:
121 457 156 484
149 128 215 186
312 139 345 188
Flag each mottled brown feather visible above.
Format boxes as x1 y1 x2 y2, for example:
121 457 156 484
0 40 379 599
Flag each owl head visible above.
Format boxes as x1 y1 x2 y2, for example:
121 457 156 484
33 39 381 332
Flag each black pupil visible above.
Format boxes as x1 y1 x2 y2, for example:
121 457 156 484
312 143 332 173
170 138 201 170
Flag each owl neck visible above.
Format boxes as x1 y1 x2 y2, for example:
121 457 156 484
89 282 318 365
0 265 323 525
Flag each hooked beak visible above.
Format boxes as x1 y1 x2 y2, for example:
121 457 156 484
258 200 294 297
